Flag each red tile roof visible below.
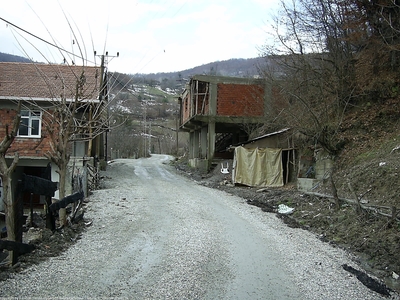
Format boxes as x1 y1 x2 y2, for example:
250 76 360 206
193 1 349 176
0 62 101 100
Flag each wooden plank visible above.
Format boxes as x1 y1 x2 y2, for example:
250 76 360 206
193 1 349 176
0 240 35 255
49 191 85 212
45 196 55 231
201 83 209 114
22 174 58 197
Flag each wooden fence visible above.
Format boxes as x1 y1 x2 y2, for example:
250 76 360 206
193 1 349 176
87 163 100 191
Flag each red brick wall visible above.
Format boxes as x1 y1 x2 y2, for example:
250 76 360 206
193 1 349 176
181 95 191 124
0 108 56 157
217 83 264 116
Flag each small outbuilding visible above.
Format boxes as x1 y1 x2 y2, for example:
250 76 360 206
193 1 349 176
230 128 296 188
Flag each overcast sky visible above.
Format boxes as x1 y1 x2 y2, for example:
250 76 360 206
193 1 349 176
1 0 281 74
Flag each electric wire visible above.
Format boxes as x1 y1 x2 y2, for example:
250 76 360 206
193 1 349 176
1 0 189 99
2 0 189 75
0 16 94 65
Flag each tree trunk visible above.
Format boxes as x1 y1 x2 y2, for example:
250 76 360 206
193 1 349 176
3 176 15 241
58 163 67 227
330 174 340 210
3 175 16 264
87 105 93 157
1 153 20 266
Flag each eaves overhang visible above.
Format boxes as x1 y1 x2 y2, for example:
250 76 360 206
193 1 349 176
0 96 100 103
231 128 291 148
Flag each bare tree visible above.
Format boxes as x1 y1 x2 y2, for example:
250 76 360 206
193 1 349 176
347 0 400 101
0 102 21 263
40 65 103 226
258 0 364 205
261 0 400 151
260 0 356 156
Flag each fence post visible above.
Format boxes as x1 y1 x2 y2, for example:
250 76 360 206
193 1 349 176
391 206 397 225
348 182 362 215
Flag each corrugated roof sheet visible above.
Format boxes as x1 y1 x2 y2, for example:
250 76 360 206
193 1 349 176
0 62 101 100
230 128 291 148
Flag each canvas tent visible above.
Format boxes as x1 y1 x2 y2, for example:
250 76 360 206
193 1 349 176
232 146 284 187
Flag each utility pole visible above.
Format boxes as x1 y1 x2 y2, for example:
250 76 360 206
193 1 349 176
143 100 147 157
176 109 179 155
149 121 152 155
99 55 105 100
94 51 119 163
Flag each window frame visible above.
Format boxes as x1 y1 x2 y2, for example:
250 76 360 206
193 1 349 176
18 110 42 138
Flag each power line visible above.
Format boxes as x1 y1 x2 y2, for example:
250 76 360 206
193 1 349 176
0 16 93 64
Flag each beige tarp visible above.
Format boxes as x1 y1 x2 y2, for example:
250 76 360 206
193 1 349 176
233 146 283 187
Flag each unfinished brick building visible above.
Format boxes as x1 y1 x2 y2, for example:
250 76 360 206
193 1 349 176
179 75 269 170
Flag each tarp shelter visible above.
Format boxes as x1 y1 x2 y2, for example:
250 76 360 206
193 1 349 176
233 146 283 187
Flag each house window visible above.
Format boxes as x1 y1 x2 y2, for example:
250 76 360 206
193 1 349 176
18 110 42 137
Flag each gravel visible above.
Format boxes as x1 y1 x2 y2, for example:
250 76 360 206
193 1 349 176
0 155 398 299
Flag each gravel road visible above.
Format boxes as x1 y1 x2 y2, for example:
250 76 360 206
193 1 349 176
0 155 395 299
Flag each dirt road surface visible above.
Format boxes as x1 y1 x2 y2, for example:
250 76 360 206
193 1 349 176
0 155 392 299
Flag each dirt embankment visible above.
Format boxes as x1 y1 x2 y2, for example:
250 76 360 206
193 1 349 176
174 143 400 295
0 205 88 281
175 98 400 294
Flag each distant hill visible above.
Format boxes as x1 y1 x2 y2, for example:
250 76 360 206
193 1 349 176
1 53 268 94
1 52 267 86
133 57 268 82
109 57 269 95
0 52 32 63
0 52 267 79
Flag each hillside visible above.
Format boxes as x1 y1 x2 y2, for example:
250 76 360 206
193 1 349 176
309 98 400 292
174 95 400 294
132 57 267 82
107 79 184 159
106 57 268 159
0 52 265 83
0 52 32 63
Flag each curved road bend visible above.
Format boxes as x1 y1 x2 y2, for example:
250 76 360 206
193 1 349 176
0 155 388 300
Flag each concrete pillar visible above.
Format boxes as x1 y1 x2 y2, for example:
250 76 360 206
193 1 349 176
189 131 195 159
208 82 217 115
206 81 217 170
193 130 200 158
201 126 208 159
207 122 216 169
